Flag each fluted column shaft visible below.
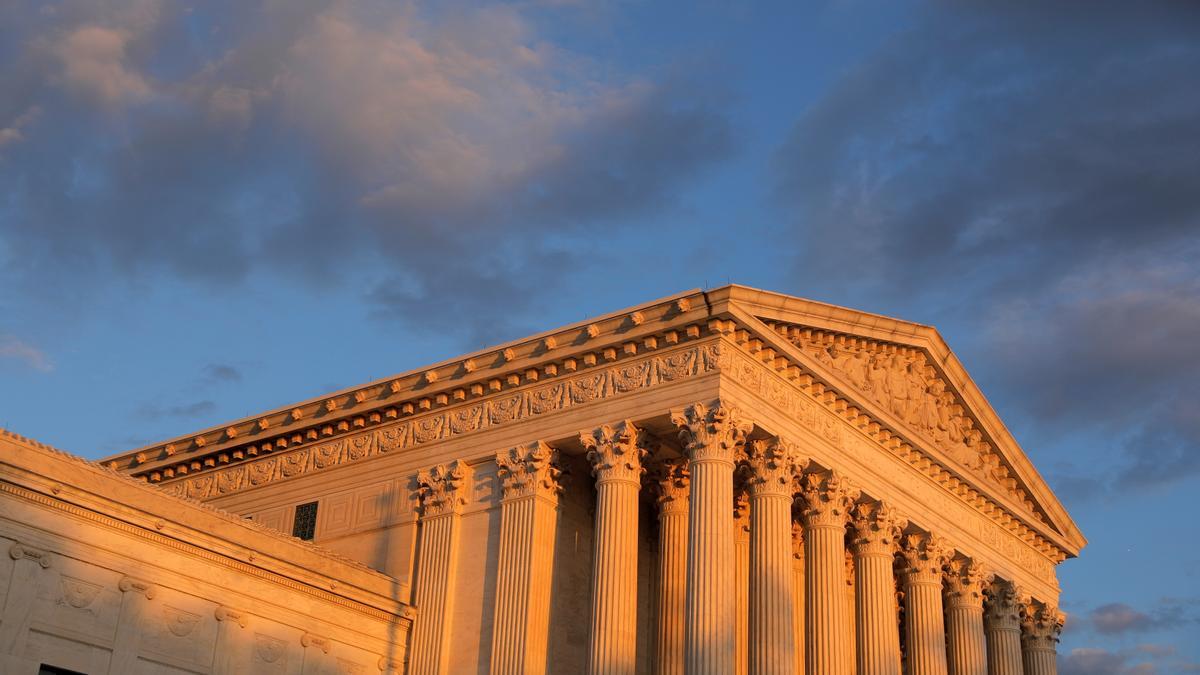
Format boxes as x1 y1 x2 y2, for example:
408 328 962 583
791 524 805 675
410 461 473 675
1021 603 1063 675
735 494 751 675
799 470 859 675
490 443 564 675
851 502 906 675
983 582 1023 675
654 460 690 675
944 560 991 675
745 438 797 675
672 402 753 675
582 421 648 675
900 533 952 675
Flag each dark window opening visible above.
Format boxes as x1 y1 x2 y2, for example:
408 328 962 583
292 501 318 541
40 665 88 675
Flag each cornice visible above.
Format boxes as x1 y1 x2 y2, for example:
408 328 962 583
0 429 410 607
109 289 711 481
157 337 724 501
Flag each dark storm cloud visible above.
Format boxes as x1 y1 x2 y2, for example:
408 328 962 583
774 3 1200 492
0 1 732 340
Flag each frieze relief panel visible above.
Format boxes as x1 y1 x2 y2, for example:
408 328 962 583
772 322 1043 520
722 348 1059 587
163 342 722 501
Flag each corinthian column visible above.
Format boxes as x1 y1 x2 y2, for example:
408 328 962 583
798 469 860 675
851 501 907 675
743 438 798 675
581 420 648 675
671 401 753 675
791 522 805 675
735 491 751 675
983 581 1023 675
944 559 992 675
899 532 952 675
490 442 565 675
410 460 473 675
1020 602 1064 675
652 459 690 675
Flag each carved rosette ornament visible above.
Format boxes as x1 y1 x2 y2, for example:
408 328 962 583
944 559 992 610
581 420 649 486
416 460 473 518
670 402 753 464
495 441 564 501
798 470 860 530
742 437 801 498
851 501 907 557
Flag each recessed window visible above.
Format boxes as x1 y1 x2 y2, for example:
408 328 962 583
40 665 87 675
292 501 318 541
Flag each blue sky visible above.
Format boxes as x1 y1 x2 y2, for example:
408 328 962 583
2 2 1198 671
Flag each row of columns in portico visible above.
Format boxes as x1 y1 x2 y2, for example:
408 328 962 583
405 400 1064 675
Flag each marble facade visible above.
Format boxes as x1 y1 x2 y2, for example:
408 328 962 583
5 285 1084 674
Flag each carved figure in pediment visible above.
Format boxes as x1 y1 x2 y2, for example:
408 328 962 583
867 354 889 403
886 355 910 418
844 351 870 391
904 360 928 421
814 344 836 369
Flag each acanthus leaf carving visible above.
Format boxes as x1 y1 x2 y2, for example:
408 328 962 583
943 558 993 609
416 460 473 517
741 436 801 498
648 458 690 515
1020 601 1065 651
670 401 753 464
494 441 565 500
984 580 1023 629
851 500 907 557
899 532 954 585
798 469 859 529
581 420 649 485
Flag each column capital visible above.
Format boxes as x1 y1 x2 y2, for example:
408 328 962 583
417 460 473 517
495 441 565 501
791 520 805 562
899 532 953 585
581 419 649 486
984 580 1023 630
943 558 993 609
649 458 690 515
1020 602 1064 652
670 401 753 464
851 500 907 557
742 437 802 497
798 469 860 529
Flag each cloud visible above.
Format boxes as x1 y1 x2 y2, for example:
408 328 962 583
772 3 1200 492
1077 599 1200 637
1059 648 1155 675
52 26 150 106
0 1 732 344
135 400 217 420
202 363 241 384
0 334 52 372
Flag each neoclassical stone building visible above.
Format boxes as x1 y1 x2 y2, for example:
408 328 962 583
4 285 1083 674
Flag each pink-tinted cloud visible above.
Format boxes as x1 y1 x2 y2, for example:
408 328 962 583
0 335 52 372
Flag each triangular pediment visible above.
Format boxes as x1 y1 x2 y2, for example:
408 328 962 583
717 286 1085 556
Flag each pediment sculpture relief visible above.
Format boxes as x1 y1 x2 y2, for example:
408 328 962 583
778 325 1040 519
